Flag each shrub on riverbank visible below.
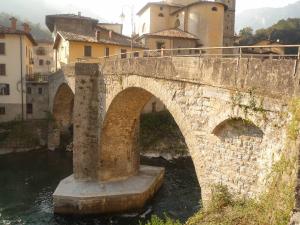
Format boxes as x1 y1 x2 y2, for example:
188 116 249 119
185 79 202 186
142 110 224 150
140 111 188 156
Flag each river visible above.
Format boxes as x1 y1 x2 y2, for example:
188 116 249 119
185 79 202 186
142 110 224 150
0 150 201 225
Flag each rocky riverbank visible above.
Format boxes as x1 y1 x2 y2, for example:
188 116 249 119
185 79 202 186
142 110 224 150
0 120 48 155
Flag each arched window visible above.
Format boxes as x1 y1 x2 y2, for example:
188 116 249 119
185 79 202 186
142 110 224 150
175 19 180 28
142 23 146 33
212 7 218 12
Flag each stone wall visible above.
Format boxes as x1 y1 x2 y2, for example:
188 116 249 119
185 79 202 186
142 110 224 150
26 83 49 120
72 61 292 204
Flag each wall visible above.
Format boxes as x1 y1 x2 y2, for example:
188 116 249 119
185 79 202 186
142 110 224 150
73 58 297 204
26 83 49 120
186 3 224 49
0 34 34 122
33 42 54 74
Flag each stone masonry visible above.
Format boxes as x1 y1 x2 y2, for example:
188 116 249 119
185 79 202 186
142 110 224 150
53 56 300 213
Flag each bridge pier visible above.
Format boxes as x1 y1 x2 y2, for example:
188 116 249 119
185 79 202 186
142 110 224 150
53 63 164 214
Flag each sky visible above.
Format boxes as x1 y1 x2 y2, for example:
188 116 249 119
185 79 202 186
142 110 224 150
2 0 299 35
45 0 299 34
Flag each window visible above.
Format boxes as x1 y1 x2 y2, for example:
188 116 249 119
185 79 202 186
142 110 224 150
0 43 5 55
121 49 127 59
46 60 51 65
156 42 165 49
36 47 46 55
0 34 5 39
38 87 43 94
0 107 5 115
142 23 146 33
27 87 32 94
0 64 6 75
158 13 164 17
160 7 163 11
0 84 9 95
84 46 92 57
26 103 33 114
39 59 44 66
105 47 110 57
212 7 218 11
134 52 139 58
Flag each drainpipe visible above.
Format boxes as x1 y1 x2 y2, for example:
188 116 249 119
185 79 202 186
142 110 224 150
19 34 24 121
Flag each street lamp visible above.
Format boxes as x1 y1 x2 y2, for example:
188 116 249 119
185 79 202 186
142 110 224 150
120 5 134 51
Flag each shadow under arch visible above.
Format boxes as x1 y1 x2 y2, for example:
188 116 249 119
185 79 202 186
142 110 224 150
98 86 199 183
53 83 74 131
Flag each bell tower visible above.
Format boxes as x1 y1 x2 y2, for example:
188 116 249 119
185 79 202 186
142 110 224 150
216 0 236 46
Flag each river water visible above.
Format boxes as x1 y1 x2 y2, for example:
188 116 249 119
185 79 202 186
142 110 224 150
0 150 201 225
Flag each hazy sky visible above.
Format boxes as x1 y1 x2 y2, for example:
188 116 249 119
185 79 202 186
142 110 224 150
44 0 298 34
2 0 299 34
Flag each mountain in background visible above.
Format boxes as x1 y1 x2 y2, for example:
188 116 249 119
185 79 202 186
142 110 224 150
0 0 106 41
236 0 300 32
0 13 52 41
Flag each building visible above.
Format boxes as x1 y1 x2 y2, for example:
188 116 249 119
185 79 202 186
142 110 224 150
32 39 54 77
0 18 37 122
243 40 285 56
135 0 236 51
46 14 145 70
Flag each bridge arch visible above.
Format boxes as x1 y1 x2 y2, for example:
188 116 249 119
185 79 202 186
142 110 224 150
53 83 74 131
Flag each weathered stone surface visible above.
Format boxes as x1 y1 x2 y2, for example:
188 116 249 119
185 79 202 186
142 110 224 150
53 57 300 214
53 165 164 214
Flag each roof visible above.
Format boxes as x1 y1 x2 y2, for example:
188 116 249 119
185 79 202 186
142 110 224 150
53 30 145 49
0 25 37 46
137 1 183 15
139 28 199 40
46 14 98 32
171 1 227 15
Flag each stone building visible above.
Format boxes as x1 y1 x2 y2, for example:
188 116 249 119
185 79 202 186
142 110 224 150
32 40 54 76
0 18 37 122
135 0 236 50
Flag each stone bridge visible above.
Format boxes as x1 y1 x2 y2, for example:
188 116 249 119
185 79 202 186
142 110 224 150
52 56 300 215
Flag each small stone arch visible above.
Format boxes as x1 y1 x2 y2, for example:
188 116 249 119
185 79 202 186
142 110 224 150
53 83 74 131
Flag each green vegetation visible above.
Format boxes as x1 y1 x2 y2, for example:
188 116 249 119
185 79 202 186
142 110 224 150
288 98 300 140
144 98 299 225
140 111 188 155
142 215 182 225
0 12 51 41
238 18 300 54
0 120 47 148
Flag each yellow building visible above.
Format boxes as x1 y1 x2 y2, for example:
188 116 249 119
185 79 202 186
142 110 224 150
0 17 37 122
136 0 236 51
53 26 145 69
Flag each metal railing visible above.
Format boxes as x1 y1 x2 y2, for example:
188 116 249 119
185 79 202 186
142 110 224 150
26 73 49 83
76 45 300 63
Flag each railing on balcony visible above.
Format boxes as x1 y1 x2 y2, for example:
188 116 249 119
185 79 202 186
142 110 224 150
26 73 48 83
76 44 300 63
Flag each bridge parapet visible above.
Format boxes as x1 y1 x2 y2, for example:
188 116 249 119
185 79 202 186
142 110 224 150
100 57 300 99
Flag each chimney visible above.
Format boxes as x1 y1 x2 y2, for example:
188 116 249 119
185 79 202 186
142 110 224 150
96 31 101 41
109 30 112 39
9 17 17 30
22 23 30 33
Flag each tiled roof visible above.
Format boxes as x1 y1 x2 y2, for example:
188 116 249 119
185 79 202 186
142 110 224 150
54 30 144 49
142 28 199 39
0 25 37 45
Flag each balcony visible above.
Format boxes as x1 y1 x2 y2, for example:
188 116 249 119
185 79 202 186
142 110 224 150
26 73 48 83
29 58 34 65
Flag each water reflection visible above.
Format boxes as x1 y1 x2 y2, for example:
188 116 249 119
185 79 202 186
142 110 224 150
0 150 201 225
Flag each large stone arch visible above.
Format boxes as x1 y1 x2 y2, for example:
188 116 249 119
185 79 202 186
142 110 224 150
53 83 74 130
